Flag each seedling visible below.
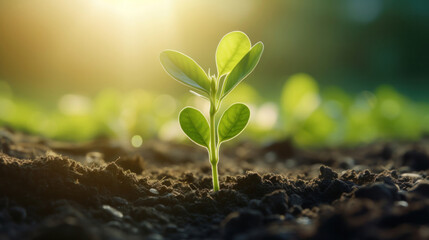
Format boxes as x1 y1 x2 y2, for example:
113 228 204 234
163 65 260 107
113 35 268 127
160 31 263 191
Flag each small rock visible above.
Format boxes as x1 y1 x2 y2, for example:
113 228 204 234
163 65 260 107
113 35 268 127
102 205 123 218
395 201 409 207
261 189 289 215
112 196 128 206
409 181 429 197
401 173 423 179
296 216 311 225
354 183 398 202
221 210 263 240
149 188 159 195
401 149 429 171
319 166 338 181
9 206 26 222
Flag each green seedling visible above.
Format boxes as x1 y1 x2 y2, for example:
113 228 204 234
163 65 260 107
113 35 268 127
160 31 264 191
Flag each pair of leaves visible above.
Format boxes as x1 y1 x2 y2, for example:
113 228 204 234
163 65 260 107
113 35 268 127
179 103 250 148
160 31 264 98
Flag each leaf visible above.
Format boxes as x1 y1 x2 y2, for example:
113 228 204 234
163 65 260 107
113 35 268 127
221 42 264 98
218 103 250 143
160 50 211 93
216 31 251 77
179 107 210 148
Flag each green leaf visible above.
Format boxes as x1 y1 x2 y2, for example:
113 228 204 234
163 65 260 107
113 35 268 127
222 42 264 98
216 31 251 77
218 103 250 143
160 50 211 93
179 107 210 148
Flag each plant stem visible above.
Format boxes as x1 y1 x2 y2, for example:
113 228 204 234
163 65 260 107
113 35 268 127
209 101 220 191
211 161 219 191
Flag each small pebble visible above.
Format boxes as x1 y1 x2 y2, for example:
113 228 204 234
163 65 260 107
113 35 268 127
149 188 159 195
296 217 311 225
401 173 422 179
102 205 123 218
112 196 128 205
395 201 408 208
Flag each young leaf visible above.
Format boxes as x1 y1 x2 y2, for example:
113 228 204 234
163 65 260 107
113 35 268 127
160 50 211 93
221 42 264 99
218 103 250 143
179 107 210 148
216 31 251 77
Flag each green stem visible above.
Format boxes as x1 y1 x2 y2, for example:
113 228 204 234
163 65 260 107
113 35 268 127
211 161 219 191
209 100 220 191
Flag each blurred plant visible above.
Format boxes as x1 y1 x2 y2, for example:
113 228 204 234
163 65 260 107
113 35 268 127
159 31 264 191
0 77 428 149
280 74 320 144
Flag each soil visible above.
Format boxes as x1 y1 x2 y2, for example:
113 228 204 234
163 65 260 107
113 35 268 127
1 128 429 240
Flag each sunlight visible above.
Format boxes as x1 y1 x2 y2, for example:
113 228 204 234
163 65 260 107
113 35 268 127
91 0 175 21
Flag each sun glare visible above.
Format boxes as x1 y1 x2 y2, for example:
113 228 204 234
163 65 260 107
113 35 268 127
91 0 174 20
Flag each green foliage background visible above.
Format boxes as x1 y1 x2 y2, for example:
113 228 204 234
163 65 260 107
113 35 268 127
0 1 428 147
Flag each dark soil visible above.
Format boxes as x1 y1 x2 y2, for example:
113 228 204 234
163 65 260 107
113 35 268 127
1 128 429 240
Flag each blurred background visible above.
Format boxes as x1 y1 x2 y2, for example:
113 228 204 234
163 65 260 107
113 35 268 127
0 0 428 147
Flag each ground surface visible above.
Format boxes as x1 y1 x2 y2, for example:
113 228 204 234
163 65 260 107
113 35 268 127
1 128 429 240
